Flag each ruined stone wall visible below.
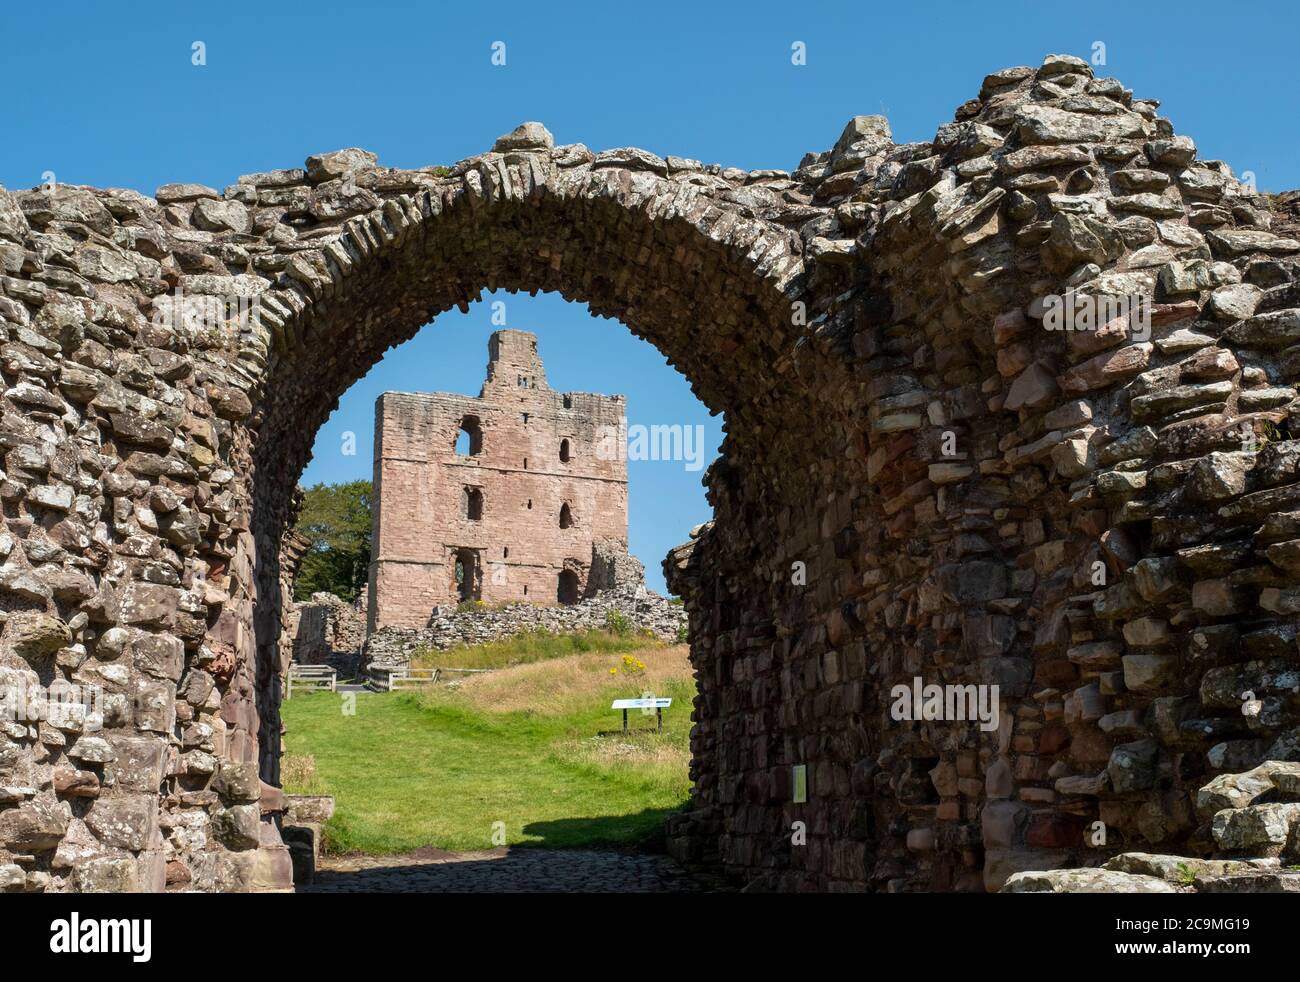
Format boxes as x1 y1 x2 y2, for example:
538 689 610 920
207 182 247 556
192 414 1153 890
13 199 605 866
0 185 279 892
586 538 646 593
1005 759 1300 892
668 55 1300 892
1 56 1298 893
286 592 364 668
362 583 686 667
367 329 628 630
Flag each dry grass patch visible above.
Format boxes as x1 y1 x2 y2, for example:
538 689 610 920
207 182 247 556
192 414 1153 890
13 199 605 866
418 643 692 717
280 752 328 795
550 731 690 801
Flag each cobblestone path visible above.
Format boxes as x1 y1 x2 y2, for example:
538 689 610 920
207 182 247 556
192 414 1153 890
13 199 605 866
298 847 724 893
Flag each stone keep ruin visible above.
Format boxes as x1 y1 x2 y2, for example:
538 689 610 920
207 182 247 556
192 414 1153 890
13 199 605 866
367 328 632 631
1 53 1299 892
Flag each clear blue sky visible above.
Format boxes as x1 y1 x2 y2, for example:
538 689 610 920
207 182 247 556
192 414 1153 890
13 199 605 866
5 1 1298 591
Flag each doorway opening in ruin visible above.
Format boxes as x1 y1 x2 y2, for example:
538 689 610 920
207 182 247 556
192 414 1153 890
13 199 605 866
266 284 743 872
557 569 580 605
453 547 481 603
268 289 743 874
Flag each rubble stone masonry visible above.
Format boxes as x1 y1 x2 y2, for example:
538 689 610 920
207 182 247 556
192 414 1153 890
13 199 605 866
366 329 629 631
1 55 1300 892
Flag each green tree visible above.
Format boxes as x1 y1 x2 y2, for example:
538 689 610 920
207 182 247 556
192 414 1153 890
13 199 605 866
292 480 373 602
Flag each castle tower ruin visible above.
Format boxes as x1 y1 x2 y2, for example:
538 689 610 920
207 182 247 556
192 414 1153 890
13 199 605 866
366 330 630 631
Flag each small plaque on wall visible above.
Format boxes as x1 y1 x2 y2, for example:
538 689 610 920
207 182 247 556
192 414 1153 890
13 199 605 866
792 764 808 804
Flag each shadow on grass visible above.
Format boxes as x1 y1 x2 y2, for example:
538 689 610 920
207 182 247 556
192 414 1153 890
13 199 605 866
299 840 711 894
317 804 684 857
519 805 681 852
300 807 699 893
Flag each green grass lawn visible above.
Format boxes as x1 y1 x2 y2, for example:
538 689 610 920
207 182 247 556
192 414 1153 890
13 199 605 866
280 644 696 855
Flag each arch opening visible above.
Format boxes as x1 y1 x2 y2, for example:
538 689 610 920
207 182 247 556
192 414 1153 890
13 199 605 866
242 154 851 894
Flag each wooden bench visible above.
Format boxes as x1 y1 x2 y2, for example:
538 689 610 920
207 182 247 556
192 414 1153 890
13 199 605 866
368 665 493 691
611 697 672 733
284 664 337 699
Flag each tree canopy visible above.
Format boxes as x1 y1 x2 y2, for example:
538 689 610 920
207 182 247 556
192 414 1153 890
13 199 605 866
292 480 373 602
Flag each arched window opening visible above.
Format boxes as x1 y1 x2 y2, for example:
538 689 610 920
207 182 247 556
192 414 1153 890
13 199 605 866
559 502 573 529
455 415 483 456
559 438 571 463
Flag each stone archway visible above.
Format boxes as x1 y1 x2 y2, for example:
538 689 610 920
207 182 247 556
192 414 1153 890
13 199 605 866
1 54 1298 893
239 120 847 890
239 119 842 738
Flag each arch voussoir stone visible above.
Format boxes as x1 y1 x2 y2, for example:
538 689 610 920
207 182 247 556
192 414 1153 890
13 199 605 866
1 56 1299 893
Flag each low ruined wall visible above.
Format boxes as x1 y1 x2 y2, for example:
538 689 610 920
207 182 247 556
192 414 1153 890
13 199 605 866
286 592 365 668
363 584 686 667
1004 760 1300 893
